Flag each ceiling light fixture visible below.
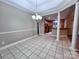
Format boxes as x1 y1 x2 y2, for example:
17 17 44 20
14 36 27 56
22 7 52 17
32 0 42 20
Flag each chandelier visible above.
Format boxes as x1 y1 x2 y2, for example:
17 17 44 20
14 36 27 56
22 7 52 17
32 0 42 20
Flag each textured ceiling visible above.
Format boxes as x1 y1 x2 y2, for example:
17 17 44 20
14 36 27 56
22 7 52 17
0 0 77 16
2 0 65 12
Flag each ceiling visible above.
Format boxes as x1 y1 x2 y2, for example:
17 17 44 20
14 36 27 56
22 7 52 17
0 0 77 16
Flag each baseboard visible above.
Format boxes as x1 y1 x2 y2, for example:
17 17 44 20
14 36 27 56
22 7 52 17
69 47 79 55
71 49 79 55
0 35 37 51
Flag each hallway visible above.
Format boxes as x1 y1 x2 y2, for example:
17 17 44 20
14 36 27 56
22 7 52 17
0 34 79 59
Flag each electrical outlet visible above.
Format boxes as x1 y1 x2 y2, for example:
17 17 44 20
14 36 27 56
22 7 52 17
1 41 5 45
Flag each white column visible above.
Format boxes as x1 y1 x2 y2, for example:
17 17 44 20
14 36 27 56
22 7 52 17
56 12 61 41
71 2 79 49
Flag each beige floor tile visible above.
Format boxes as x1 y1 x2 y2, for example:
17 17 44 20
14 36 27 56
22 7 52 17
0 34 79 59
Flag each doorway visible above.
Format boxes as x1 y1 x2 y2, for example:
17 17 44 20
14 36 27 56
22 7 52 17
44 20 53 33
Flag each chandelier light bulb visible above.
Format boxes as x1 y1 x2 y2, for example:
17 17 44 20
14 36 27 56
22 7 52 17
39 15 42 20
32 15 36 19
32 14 42 20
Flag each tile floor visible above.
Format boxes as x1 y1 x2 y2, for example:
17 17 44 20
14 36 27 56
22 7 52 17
0 34 79 59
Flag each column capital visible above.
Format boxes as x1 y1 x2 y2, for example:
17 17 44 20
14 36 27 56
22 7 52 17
75 2 79 6
74 2 79 9
58 12 61 14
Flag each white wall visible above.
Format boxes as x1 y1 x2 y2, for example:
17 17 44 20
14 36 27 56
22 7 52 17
0 2 36 47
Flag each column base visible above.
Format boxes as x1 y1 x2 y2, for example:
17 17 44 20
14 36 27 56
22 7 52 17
56 39 59 41
69 47 77 54
69 47 75 50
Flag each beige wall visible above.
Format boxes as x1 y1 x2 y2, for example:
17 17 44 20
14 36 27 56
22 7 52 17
0 2 36 47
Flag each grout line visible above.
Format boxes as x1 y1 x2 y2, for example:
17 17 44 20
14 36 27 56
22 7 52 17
37 42 52 58
44 42 54 59
14 46 30 59
54 41 59 59
22 39 51 58
17 41 46 58
7 48 16 59
16 43 34 57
